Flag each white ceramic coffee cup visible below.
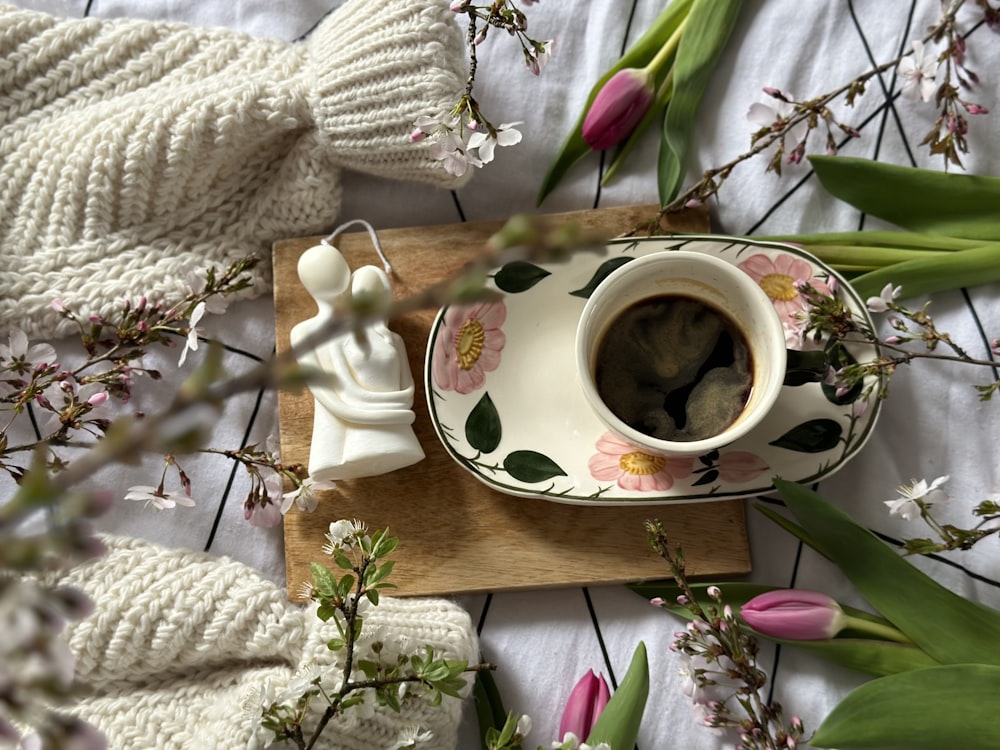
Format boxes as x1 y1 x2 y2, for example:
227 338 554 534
575 250 787 457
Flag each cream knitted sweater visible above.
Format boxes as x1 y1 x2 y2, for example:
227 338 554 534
43 536 479 750
0 1 468 340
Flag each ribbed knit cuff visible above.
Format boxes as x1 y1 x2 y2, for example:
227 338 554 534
308 0 471 188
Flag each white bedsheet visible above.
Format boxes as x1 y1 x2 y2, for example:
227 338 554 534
5 1 1000 748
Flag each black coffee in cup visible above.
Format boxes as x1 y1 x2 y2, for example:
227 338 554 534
593 294 753 442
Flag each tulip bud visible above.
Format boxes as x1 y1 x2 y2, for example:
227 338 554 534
558 669 611 742
740 589 848 640
582 68 655 151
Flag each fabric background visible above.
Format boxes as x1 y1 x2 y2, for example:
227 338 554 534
4 1 1000 748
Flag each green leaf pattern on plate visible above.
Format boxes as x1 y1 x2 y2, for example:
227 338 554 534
465 392 502 454
503 451 568 483
493 261 552 293
769 419 844 453
569 257 634 298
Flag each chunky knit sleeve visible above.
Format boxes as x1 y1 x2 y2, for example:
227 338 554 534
47 535 478 750
0 0 468 340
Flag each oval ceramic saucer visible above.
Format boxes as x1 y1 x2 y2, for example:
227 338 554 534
424 235 883 505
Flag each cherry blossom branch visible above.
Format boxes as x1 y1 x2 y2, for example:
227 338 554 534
656 0 993 218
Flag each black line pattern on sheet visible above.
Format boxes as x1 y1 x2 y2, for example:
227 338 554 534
582 587 619 690
872 529 1000 589
476 593 493 635
743 87 926 237
166 330 267 363
296 5 337 41
25 402 43 441
203 373 270 551
960 288 1000 380
450 190 467 223
847 0 920 196
763 538 806 706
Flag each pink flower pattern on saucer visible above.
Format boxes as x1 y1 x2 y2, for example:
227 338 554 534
738 252 831 330
588 432 695 491
431 300 507 394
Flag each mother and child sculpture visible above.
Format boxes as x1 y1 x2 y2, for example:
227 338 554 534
290 236 424 481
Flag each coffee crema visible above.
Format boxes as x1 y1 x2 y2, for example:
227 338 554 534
593 294 753 443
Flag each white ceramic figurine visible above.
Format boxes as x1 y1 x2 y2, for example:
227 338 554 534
290 242 424 481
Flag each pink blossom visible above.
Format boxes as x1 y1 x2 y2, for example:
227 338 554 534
246 470 285 527
432 300 507 394
717 451 768 483
526 39 554 76
588 432 694 492
738 253 831 328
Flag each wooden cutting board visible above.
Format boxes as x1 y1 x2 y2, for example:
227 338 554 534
273 204 751 598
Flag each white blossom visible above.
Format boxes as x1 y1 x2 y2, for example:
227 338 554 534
177 301 206 367
898 39 939 102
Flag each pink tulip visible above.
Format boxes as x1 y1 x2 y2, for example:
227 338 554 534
558 669 611 741
582 68 655 151
740 589 848 640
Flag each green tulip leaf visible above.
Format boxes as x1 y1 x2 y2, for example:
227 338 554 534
658 0 744 204
774 478 1000 666
466 393 501 454
502 450 566 483
811 664 1000 750
786 637 940 678
586 641 649 750
753 501 824 552
849 242 1000 301
768 419 843 453
536 0 694 205
493 261 551 294
473 670 508 750
810 155 1000 240
568 256 634 298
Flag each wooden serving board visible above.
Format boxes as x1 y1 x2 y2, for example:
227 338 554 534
273 204 751 598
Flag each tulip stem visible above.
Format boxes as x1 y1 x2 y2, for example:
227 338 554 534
643 16 688 76
842 614 912 644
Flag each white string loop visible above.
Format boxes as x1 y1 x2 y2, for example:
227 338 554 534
323 219 394 276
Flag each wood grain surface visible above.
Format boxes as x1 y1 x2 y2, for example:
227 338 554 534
273 205 752 598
